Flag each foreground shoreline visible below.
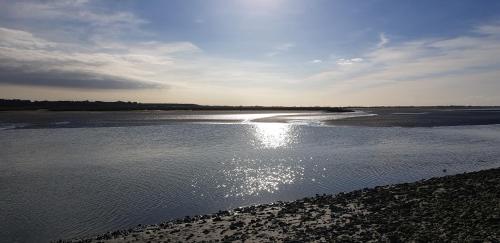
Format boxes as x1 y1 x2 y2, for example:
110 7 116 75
63 167 500 242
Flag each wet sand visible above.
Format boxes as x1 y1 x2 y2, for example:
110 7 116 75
65 167 500 242
326 107 500 127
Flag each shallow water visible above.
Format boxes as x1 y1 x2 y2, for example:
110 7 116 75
0 110 372 129
1 112 500 242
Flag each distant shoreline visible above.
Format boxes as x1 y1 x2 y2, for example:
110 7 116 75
3 99 500 112
65 167 500 242
0 99 352 112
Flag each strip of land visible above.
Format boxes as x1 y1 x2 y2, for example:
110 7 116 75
0 99 351 112
65 167 500 242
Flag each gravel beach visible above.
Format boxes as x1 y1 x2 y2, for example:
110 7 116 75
65 167 500 242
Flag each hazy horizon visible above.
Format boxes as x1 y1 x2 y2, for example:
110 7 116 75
1 0 500 106
3 98 500 107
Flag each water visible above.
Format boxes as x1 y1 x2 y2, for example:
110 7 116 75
1 111 500 242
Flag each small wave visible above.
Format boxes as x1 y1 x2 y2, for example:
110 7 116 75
287 120 325 127
392 112 428 115
52 121 71 125
0 123 28 130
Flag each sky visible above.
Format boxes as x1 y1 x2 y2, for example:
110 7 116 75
1 0 500 106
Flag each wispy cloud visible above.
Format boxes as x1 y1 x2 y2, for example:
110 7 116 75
474 23 500 35
1 0 147 27
266 42 295 57
307 24 500 105
309 59 322 64
0 0 149 44
377 33 389 48
194 18 205 24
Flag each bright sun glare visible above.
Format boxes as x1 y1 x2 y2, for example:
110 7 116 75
253 123 294 149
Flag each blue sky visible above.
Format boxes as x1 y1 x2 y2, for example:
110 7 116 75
132 0 500 56
1 0 500 105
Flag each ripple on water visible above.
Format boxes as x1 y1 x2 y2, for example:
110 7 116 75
192 157 305 197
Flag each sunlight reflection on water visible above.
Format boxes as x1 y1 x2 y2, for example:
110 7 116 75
216 124 302 197
220 158 304 197
252 122 296 149
192 124 304 197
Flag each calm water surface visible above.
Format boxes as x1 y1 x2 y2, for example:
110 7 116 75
1 111 500 242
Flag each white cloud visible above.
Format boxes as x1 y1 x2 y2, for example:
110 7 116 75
336 57 363 65
133 41 201 55
310 59 322 64
275 43 295 51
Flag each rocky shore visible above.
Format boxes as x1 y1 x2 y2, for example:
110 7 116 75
65 168 500 242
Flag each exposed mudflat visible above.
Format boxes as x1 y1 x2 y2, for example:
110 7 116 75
3 107 500 130
326 107 500 127
65 167 500 242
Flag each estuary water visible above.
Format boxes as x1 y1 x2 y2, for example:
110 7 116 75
1 111 500 242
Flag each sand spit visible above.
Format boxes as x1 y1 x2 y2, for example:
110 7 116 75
64 168 499 242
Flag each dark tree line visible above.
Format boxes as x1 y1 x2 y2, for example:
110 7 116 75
0 99 353 112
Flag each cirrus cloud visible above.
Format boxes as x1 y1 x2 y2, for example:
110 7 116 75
306 23 500 105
